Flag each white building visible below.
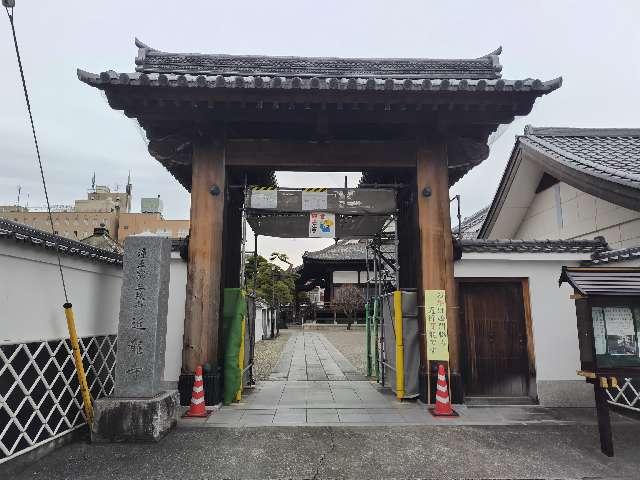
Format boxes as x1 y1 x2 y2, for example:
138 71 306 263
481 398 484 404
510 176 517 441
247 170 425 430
456 127 640 406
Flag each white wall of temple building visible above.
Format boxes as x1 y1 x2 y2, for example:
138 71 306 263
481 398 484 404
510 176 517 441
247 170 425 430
164 253 187 383
510 181 640 249
455 252 595 406
0 239 267 385
332 270 359 284
255 300 268 341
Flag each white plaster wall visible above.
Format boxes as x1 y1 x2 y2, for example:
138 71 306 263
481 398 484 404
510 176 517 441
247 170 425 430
254 305 267 343
0 241 122 344
0 240 190 384
164 253 186 382
333 271 359 284
455 255 584 382
515 182 640 248
453 254 604 406
488 157 543 239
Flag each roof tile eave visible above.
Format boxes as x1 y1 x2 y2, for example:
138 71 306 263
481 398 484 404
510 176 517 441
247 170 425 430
461 238 608 255
520 134 640 189
0 219 123 266
77 70 561 95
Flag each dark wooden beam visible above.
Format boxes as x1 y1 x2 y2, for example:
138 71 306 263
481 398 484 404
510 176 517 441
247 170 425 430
224 139 416 170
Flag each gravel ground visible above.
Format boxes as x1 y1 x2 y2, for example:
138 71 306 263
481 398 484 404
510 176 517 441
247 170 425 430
252 329 292 380
13 423 640 479
320 327 367 375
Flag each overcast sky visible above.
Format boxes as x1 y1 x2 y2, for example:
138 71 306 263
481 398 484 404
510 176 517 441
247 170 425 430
1 1 638 265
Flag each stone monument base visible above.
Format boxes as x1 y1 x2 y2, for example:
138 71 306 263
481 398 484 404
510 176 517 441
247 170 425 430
91 390 179 443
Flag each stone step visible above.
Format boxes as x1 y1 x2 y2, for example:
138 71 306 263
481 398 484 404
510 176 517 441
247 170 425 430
465 396 537 406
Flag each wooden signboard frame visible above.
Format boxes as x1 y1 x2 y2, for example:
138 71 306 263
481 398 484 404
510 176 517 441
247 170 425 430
572 294 640 456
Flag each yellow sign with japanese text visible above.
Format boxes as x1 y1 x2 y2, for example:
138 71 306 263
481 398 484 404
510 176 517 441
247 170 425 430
424 289 450 361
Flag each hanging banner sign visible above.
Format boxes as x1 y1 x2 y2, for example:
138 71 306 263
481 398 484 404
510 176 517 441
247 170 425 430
302 188 328 211
424 289 450 361
251 187 277 209
309 212 335 238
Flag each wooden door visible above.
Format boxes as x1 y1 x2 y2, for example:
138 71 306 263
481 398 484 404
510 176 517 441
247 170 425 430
460 282 531 397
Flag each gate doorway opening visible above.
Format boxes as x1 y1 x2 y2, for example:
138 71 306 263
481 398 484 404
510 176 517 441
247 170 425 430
236 171 399 394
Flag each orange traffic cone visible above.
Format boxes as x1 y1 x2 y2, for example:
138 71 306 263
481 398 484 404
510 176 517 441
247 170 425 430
430 364 457 417
182 365 211 418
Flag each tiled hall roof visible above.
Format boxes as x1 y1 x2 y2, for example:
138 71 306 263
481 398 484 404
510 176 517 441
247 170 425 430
303 240 369 262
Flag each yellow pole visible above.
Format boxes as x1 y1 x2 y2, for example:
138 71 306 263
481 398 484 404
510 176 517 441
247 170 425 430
236 315 246 402
393 290 404 400
63 303 93 425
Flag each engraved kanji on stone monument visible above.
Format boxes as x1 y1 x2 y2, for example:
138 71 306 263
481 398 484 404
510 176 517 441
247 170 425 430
114 236 171 397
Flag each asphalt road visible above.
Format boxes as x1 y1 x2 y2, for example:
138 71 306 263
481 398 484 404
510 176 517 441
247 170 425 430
10 422 640 479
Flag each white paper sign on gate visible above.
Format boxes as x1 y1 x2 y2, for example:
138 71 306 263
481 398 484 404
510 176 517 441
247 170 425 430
302 189 328 211
251 188 277 209
592 307 606 355
309 212 335 238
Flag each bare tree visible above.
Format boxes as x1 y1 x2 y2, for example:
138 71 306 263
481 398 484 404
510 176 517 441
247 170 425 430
332 285 365 330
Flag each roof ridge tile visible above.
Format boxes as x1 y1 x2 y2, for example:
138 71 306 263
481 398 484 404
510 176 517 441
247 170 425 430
0 219 123 266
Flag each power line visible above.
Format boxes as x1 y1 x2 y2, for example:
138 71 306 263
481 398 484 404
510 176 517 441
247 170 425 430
4 4 69 302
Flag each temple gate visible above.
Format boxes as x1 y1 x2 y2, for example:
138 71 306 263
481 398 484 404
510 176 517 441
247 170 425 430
79 40 560 402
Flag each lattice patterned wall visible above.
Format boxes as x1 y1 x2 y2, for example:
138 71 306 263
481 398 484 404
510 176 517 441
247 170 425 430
0 335 116 463
606 377 640 412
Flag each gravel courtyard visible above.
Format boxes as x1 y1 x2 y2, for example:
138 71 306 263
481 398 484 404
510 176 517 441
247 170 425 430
319 327 368 376
252 329 293 380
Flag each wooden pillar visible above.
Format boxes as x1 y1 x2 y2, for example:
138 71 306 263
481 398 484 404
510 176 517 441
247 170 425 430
222 186 243 289
183 138 226 373
416 141 461 387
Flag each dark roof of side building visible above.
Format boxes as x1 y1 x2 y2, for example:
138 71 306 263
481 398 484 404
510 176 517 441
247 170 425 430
462 238 608 254
560 266 640 296
0 219 123 265
301 237 608 262
80 224 124 254
453 206 489 239
480 126 640 238
587 245 640 265
520 126 640 190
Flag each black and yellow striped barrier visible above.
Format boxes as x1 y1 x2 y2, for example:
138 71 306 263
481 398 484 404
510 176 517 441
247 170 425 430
251 186 277 191
303 187 327 192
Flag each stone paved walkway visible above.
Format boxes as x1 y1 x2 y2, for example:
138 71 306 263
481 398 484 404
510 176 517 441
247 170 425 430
268 331 367 381
178 330 631 428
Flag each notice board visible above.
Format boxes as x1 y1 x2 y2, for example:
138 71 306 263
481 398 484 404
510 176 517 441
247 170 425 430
424 289 450 361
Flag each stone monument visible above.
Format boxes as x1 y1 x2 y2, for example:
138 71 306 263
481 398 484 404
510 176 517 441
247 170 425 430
92 235 179 443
